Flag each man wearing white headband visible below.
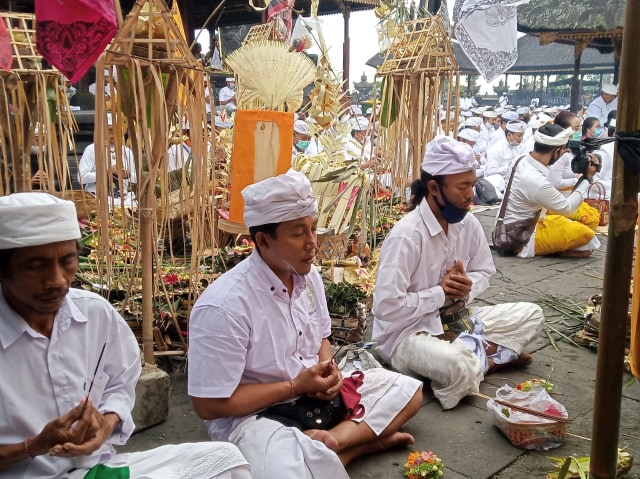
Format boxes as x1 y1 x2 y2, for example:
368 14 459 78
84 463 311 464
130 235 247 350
346 116 374 166
189 171 422 479
483 120 528 198
372 136 543 410
0 192 250 479
218 77 237 113
586 83 618 126
486 110 518 150
292 119 319 159
492 123 601 258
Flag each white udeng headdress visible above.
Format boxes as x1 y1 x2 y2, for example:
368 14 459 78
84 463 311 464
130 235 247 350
242 171 318 227
421 135 478 176
533 127 574 146
0 193 80 250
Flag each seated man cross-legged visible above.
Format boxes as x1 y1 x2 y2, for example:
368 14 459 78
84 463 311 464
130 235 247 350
0 193 250 479
188 171 423 479
372 136 544 410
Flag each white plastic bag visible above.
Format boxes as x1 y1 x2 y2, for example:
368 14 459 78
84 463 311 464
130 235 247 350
487 384 568 450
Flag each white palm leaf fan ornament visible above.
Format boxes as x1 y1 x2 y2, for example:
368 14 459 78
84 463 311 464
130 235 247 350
226 40 316 111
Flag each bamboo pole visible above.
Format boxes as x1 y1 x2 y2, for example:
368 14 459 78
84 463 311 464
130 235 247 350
589 2 640 476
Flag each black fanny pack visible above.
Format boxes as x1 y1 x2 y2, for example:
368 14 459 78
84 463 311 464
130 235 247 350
257 395 344 431
439 300 474 334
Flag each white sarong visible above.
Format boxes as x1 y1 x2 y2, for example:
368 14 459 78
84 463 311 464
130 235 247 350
391 302 543 409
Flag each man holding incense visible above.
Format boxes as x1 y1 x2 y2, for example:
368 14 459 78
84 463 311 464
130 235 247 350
188 171 423 479
0 192 250 478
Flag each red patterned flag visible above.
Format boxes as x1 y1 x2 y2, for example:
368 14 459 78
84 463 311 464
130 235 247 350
35 0 117 83
0 19 11 72
267 0 295 41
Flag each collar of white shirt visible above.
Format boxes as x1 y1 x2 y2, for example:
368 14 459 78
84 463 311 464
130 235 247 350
0 291 88 349
247 250 309 299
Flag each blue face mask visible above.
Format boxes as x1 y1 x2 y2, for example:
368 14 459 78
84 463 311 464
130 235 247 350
571 131 582 141
433 189 469 224
593 127 605 138
296 140 310 151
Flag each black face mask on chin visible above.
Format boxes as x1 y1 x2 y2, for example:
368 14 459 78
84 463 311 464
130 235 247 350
433 187 469 224
548 148 562 166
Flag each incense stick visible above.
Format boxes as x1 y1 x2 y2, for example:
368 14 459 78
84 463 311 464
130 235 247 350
82 342 107 411
473 392 572 424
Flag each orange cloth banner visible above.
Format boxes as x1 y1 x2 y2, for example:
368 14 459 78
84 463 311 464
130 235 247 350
229 110 294 224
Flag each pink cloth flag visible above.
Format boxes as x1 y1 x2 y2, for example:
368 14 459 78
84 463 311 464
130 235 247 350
35 0 117 83
0 20 11 72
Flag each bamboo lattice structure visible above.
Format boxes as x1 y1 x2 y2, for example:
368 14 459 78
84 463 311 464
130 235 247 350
372 16 460 198
86 0 214 363
0 12 77 196
242 22 278 44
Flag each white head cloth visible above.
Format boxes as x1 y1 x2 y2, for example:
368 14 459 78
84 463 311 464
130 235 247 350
214 118 232 129
349 117 369 131
529 119 542 130
293 120 310 135
225 77 235 82
461 110 473 118
495 107 505 115
483 110 498 119
349 105 363 116
533 126 573 146
464 117 482 128
506 121 526 133
242 171 318 227
602 83 618 95
458 128 481 143
421 135 478 176
536 113 552 123
501 111 519 122
516 106 530 115
0 192 80 250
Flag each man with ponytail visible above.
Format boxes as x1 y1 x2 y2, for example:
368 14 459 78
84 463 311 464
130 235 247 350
372 136 544 410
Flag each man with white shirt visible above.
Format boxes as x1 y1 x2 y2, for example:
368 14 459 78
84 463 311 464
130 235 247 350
292 120 319 159
480 110 499 146
78 114 136 201
0 192 250 479
492 123 602 258
372 136 543 410
485 121 527 179
487 111 518 150
188 171 422 479
219 78 237 113
586 83 618 125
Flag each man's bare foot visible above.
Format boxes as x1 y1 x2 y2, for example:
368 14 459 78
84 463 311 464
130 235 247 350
488 352 534 373
306 429 339 451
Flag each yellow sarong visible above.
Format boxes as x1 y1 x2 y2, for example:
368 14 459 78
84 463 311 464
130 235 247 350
534 214 595 256
549 201 600 230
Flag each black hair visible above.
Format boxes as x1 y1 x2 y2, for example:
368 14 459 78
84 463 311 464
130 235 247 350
407 170 445 212
533 123 567 154
0 248 15 276
582 117 599 136
553 110 577 129
249 223 280 248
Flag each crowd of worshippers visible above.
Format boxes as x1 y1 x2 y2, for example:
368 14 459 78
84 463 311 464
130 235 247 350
3 100 620 475
445 84 618 258
2 133 549 477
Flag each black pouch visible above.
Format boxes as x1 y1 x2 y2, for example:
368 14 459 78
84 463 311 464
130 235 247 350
257 395 344 431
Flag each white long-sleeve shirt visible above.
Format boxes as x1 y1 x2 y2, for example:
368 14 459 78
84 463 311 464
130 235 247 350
549 152 579 192
0 288 141 479
586 95 618 125
372 199 496 362
78 143 136 195
501 154 589 225
485 140 527 178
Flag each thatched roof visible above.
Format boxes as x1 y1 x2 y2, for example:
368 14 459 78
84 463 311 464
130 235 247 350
366 34 615 76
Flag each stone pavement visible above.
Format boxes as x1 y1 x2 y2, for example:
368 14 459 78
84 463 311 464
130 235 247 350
119 207 640 479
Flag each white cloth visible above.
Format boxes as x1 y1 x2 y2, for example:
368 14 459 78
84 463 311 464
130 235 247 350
589 145 613 200
586 95 618 126
241 170 317 227
485 139 526 179
188 251 421 479
453 0 528 82
0 193 80 249
294 120 310 135
371 200 543 408
0 287 249 479
78 143 137 196
500 154 589 225
549 152 578 192
498 95 509 107
349 116 369 131
421 135 477 176
487 127 506 149
391 302 543 409
167 142 192 172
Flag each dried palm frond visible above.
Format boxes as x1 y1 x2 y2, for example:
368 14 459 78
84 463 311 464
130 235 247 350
226 40 315 111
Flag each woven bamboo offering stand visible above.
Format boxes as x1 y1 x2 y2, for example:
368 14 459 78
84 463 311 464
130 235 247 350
0 12 76 196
